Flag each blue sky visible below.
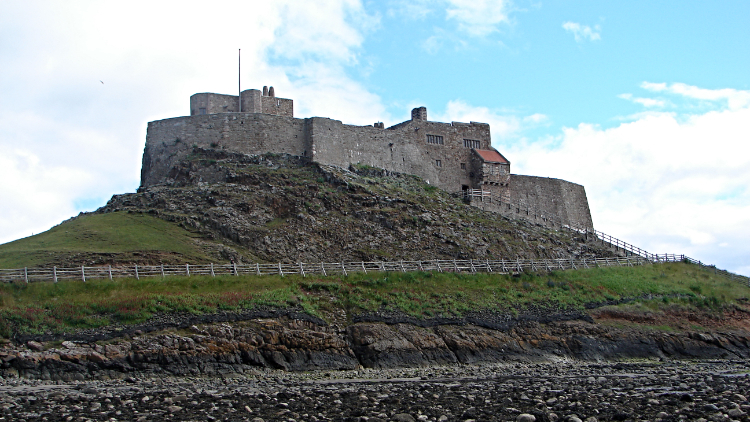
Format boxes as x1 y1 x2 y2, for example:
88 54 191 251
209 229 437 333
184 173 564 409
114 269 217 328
1 0 749 274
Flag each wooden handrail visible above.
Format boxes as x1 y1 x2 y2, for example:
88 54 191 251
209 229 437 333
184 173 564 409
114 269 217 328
1 255 746 285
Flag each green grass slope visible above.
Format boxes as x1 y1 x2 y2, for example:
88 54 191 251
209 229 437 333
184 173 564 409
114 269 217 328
0 212 216 268
1 261 747 338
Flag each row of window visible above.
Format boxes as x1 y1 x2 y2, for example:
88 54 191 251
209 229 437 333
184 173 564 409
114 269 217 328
425 134 482 149
463 139 481 148
426 134 444 145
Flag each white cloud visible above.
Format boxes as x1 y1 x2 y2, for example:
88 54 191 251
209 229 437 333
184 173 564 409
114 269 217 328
502 85 750 275
641 82 750 110
0 0 385 245
562 21 601 42
618 93 666 108
445 0 512 37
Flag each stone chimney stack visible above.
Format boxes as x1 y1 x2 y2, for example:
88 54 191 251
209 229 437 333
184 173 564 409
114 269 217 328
268 86 275 97
262 86 269 96
411 106 427 121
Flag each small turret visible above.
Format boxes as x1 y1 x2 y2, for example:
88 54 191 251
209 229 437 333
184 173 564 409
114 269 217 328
411 106 427 121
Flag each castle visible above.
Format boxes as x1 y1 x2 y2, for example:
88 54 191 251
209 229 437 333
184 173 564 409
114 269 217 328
141 87 593 229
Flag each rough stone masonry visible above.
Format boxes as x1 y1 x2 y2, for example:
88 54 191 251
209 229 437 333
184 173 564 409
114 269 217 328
140 87 593 229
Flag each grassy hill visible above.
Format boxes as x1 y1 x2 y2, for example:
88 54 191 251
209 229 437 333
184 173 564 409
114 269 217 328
1 261 746 338
0 212 217 268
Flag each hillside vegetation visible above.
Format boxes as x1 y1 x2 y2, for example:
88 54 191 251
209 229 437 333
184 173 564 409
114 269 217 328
0 261 746 338
0 212 216 268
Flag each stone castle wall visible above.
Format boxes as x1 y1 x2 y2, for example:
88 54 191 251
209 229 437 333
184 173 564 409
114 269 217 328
141 102 594 229
140 113 308 188
142 114 492 194
309 118 491 191
509 175 593 229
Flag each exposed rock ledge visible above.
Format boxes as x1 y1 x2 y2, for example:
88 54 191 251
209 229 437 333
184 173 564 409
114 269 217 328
3 312 750 381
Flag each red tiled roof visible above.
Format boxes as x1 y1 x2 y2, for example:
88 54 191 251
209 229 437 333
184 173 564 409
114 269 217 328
475 149 508 164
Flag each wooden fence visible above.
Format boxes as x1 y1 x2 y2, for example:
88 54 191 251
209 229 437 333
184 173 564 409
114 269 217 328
0 255 701 284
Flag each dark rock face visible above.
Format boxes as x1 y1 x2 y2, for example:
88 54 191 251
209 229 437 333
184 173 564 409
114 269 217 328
3 315 750 381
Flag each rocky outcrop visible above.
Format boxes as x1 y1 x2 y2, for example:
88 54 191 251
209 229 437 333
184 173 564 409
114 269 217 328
88 149 618 266
3 315 750 381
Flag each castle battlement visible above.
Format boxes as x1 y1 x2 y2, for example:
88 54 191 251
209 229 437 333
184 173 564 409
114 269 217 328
190 86 293 117
140 88 593 229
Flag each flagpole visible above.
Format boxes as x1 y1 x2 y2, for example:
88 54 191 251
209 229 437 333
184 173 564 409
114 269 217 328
238 49 241 112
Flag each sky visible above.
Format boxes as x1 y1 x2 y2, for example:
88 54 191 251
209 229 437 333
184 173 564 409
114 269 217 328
1 0 749 274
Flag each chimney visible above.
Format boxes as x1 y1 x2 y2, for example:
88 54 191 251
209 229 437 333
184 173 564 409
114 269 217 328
268 86 275 97
262 86 269 96
411 106 427 121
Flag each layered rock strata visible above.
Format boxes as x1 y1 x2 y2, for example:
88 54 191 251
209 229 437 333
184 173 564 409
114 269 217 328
3 315 750 381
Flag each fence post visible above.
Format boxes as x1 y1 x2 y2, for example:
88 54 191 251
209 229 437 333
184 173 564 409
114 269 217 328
53 266 57 283
278 263 283 277
82 265 86 283
233 262 238 276
256 263 261 276
135 265 139 280
161 264 164 278
186 264 190 277
108 265 113 281
486 259 492 272
210 263 215 277
470 259 476 273
24 267 28 284
436 260 442 272
320 262 326 276
300 262 306 277
341 262 347 276
400 260 405 272
362 262 367 274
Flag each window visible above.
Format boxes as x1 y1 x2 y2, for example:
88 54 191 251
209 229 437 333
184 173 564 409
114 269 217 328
436 160 442 167
426 134 444 145
463 139 480 148
199 108 207 115
460 163 466 170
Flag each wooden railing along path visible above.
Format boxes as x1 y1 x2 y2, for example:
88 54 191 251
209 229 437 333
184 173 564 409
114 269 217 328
463 190 748 285
3 255 746 285
1 256 651 284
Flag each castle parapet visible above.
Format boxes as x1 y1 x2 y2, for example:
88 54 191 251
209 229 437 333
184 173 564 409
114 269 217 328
190 87 293 117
